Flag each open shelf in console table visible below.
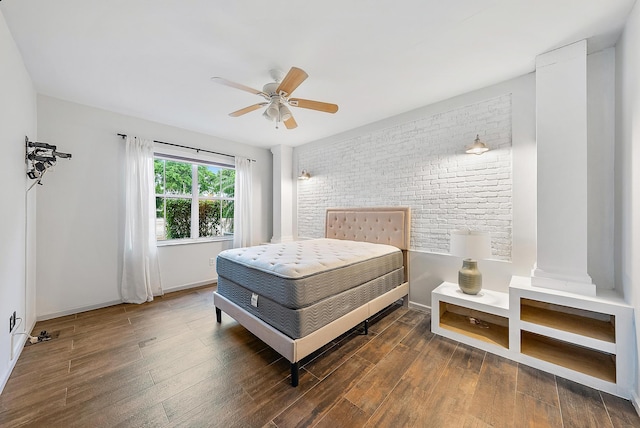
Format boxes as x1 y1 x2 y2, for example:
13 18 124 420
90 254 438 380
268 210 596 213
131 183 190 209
431 282 510 358
510 276 633 397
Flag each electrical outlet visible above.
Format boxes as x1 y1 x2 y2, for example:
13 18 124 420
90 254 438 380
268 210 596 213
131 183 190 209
209 258 215 266
9 311 16 333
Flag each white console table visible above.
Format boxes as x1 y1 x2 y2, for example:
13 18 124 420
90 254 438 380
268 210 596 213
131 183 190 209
432 277 634 398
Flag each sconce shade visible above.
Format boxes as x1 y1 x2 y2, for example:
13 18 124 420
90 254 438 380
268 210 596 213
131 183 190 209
450 229 491 260
466 135 489 155
298 169 311 180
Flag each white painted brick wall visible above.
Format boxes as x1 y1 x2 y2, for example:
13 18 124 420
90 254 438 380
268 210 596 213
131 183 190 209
296 94 512 260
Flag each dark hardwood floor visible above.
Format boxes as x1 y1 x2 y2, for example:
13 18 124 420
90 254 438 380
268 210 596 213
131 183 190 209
1 285 638 427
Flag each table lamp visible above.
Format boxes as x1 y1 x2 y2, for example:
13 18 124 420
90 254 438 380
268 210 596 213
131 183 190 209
450 229 491 295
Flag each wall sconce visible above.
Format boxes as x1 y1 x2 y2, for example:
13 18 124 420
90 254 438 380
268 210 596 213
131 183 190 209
465 134 489 155
298 169 311 180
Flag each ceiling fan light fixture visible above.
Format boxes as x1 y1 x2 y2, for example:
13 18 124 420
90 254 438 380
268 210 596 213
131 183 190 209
212 66 338 130
279 104 292 121
264 101 279 120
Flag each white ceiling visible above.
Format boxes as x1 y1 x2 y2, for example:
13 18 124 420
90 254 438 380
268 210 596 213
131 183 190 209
1 0 636 148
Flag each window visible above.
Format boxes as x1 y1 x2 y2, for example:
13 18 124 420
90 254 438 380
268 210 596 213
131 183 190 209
154 156 235 242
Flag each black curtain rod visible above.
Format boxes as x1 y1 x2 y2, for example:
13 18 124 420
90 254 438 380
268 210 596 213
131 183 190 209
117 133 255 162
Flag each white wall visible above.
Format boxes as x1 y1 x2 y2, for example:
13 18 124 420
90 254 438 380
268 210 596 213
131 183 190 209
615 0 640 409
0 10 37 392
297 94 514 259
293 52 618 310
36 96 272 319
271 145 294 243
294 74 537 308
588 48 617 289
534 41 592 294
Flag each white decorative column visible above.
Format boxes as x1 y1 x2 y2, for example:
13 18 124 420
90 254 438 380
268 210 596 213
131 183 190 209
532 40 595 296
270 145 294 243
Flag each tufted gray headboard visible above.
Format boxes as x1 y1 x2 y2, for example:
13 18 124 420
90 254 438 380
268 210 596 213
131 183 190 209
325 207 411 250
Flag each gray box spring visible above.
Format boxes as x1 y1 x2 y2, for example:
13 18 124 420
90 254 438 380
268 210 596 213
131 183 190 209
216 267 405 339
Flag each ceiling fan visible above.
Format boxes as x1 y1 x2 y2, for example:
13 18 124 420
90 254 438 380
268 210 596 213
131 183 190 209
211 67 338 129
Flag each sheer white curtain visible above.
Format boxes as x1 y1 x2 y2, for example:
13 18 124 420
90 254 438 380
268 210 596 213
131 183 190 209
121 136 162 303
233 156 253 248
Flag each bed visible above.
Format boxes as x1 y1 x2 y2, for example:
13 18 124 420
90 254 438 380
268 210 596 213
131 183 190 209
213 207 410 386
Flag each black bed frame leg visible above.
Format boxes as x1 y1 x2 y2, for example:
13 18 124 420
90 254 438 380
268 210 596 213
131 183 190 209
215 307 222 323
363 319 369 335
290 362 299 387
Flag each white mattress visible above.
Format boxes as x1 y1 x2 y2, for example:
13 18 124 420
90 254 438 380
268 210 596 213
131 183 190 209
218 238 399 278
216 238 403 308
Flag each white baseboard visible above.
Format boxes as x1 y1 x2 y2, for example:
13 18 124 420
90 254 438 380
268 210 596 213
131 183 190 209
161 279 217 294
36 281 218 322
36 300 122 322
631 390 640 418
409 300 431 313
1 319 36 395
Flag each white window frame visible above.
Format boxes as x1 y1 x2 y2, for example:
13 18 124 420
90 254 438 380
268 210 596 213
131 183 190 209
155 152 235 246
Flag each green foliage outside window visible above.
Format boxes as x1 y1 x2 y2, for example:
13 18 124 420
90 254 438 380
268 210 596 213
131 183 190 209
197 165 235 197
155 158 235 241
155 160 192 195
165 199 191 239
199 200 221 237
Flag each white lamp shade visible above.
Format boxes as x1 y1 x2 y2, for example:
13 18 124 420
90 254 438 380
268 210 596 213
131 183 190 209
450 229 491 260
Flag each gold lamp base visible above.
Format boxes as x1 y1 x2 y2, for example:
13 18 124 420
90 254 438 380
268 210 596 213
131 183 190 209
458 259 482 295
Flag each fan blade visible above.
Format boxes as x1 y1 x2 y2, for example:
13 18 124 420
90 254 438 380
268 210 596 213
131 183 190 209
211 77 268 98
229 103 267 117
289 98 339 114
284 116 298 129
276 67 308 97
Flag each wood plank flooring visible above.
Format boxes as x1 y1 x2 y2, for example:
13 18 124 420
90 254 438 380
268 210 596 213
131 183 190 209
1 285 638 427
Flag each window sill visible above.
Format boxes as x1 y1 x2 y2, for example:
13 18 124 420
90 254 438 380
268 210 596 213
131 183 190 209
156 236 233 247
